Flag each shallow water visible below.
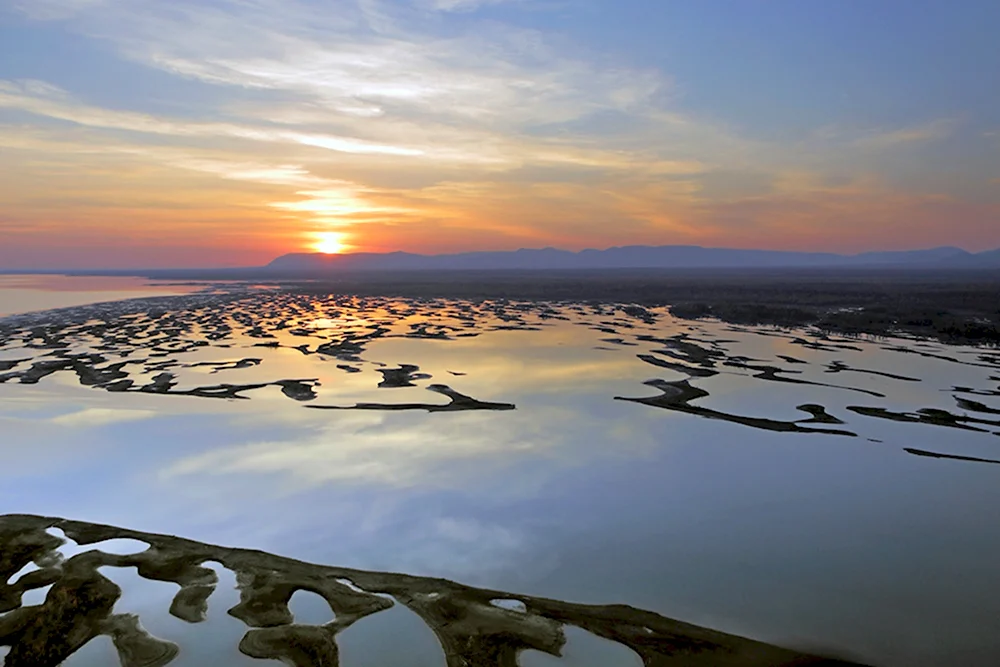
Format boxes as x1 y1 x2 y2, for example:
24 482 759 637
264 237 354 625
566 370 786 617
1 282 1000 666
0 274 210 317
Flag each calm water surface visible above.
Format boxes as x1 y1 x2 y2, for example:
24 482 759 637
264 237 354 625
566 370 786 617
1 278 999 666
0 274 208 317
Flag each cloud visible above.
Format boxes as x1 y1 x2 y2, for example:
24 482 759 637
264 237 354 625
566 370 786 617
13 0 659 129
51 408 156 427
161 412 544 489
3 0 731 250
418 0 522 13
0 80 424 157
161 396 660 492
691 172 1000 252
851 119 959 149
9 0 107 21
3 0 997 262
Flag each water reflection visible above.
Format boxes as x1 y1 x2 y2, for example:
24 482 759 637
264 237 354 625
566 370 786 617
0 275 208 318
1 290 999 665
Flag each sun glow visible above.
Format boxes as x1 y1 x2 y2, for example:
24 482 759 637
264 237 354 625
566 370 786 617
312 232 350 254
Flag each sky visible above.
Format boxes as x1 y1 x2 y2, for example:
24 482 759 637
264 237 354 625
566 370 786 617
0 0 998 268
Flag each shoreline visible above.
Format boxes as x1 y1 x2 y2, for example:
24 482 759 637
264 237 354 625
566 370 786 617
2 268 999 346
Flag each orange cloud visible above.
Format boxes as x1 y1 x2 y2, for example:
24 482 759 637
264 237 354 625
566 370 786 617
1 0 998 268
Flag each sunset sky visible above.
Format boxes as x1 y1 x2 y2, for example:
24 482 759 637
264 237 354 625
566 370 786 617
1 0 998 268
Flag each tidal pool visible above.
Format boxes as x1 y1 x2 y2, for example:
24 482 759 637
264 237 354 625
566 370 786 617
1 283 999 666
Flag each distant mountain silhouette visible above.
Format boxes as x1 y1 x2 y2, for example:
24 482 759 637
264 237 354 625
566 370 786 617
964 248 1000 267
266 244 999 273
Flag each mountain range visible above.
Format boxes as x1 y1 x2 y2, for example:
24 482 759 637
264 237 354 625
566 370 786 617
266 245 1000 273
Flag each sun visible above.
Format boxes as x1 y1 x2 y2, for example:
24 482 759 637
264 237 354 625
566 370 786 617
312 231 350 254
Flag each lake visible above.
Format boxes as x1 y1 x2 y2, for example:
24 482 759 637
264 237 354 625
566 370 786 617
1 277 999 667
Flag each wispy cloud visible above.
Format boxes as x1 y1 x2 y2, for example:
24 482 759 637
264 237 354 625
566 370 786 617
162 400 657 491
10 0 107 21
0 80 424 156
419 0 523 13
52 408 156 427
18 0 656 127
852 118 959 149
2 0 996 266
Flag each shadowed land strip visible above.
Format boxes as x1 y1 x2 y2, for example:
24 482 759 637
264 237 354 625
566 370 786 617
0 514 872 667
377 364 431 388
306 384 515 413
723 361 886 398
616 379 857 436
0 358 28 372
637 353 719 377
824 361 921 382
904 448 1000 465
847 406 1000 433
955 397 1000 415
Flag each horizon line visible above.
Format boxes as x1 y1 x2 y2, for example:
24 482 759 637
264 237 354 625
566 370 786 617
1 242 998 274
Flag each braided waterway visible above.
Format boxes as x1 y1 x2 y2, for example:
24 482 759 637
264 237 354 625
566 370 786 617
2 278 999 666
